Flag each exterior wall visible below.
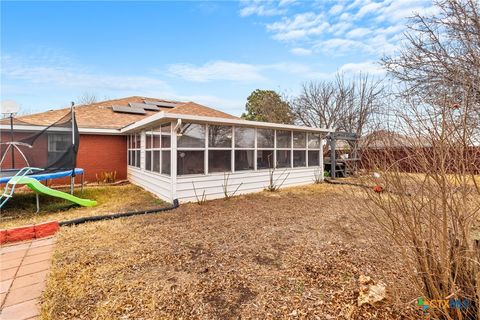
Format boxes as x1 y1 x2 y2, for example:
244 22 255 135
176 167 320 203
128 167 173 202
76 134 127 183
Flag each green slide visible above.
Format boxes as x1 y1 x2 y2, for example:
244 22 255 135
10 176 97 207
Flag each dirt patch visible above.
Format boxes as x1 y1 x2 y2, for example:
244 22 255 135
41 183 419 319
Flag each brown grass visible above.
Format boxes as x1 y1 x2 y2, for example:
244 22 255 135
41 183 420 319
0 184 165 229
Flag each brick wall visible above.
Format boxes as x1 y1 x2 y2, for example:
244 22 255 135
76 134 127 183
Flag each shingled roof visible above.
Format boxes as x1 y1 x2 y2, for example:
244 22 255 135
3 96 238 130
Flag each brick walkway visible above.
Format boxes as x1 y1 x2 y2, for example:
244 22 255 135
0 237 55 320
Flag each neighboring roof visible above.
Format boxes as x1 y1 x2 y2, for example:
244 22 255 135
360 130 431 148
1 97 238 131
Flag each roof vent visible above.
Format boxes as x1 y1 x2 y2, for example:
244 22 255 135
129 102 159 111
143 100 177 108
112 105 146 115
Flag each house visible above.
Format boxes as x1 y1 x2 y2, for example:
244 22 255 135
1 97 332 203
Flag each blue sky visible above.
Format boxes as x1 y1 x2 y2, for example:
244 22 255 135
1 0 435 116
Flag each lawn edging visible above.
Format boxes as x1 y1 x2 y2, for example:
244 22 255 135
0 221 59 245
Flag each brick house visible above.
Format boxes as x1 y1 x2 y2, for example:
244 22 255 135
1 97 332 203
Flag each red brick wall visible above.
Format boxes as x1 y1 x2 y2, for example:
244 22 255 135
76 134 127 183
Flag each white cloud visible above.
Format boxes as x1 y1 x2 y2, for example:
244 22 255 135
290 47 312 56
1 55 172 93
339 61 385 75
168 61 265 82
239 0 287 17
242 0 436 57
267 12 330 41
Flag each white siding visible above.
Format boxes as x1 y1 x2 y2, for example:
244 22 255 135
176 167 319 203
127 167 172 202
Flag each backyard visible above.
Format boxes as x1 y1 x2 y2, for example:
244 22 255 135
19 182 420 319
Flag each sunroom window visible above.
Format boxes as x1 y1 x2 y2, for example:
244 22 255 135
293 131 306 167
144 123 171 175
308 133 322 167
208 125 232 173
257 129 274 169
177 123 205 175
234 127 255 171
276 130 291 168
127 133 141 168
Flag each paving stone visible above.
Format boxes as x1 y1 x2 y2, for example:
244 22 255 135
25 245 53 257
16 260 50 277
0 298 40 320
1 249 28 262
0 267 18 281
10 270 48 290
29 237 55 249
3 282 45 307
1 257 23 270
22 252 52 265
0 278 13 293
0 243 30 255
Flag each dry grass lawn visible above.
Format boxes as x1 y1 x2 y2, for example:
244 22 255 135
41 183 419 319
0 184 165 229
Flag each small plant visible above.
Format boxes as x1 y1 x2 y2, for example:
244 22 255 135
222 172 242 200
313 166 324 184
95 171 117 184
265 156 290 192
192 181 207 205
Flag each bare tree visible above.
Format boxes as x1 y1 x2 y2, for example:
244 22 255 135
292 73 385 138
382 0 480 102
76 92 98 106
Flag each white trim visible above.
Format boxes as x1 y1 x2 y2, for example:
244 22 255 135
120 112 333 134
0 124 121 135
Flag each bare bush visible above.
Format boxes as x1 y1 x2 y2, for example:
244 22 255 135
361 87 480 318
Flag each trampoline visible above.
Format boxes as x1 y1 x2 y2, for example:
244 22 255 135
0 104 96 212
0 168 84 184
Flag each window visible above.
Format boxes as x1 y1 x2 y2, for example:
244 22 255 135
257 150 274 169
308 151 320 166
308 132 322 167
276 150 291 168
47 133 71 165
209 150 231 173
293 132 306 148
235 150 254 171
207 125 232 173
178 123 205 148
294 151 306 167
235 127 254 148
257 129 274 148
209 125 231 148
138 123 171 175
178 123 205 175
308 133 321 149
127 133 141 168
293 132 306 167
234 127 255 172
177 151 204 175
276 130 291 148
257 129 274 169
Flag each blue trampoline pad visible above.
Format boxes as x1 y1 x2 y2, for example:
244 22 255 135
0 168 84 184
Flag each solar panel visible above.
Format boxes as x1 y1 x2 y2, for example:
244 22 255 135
129 102 160 111
112 105 146 114
143 100 177 108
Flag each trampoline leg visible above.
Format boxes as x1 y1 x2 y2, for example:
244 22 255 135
81 173 84 194
70 176 74 195
35 193 40 214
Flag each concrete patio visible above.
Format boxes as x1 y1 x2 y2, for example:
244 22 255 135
0 236 55 320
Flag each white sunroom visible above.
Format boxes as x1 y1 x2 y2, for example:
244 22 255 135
122 112 332 203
